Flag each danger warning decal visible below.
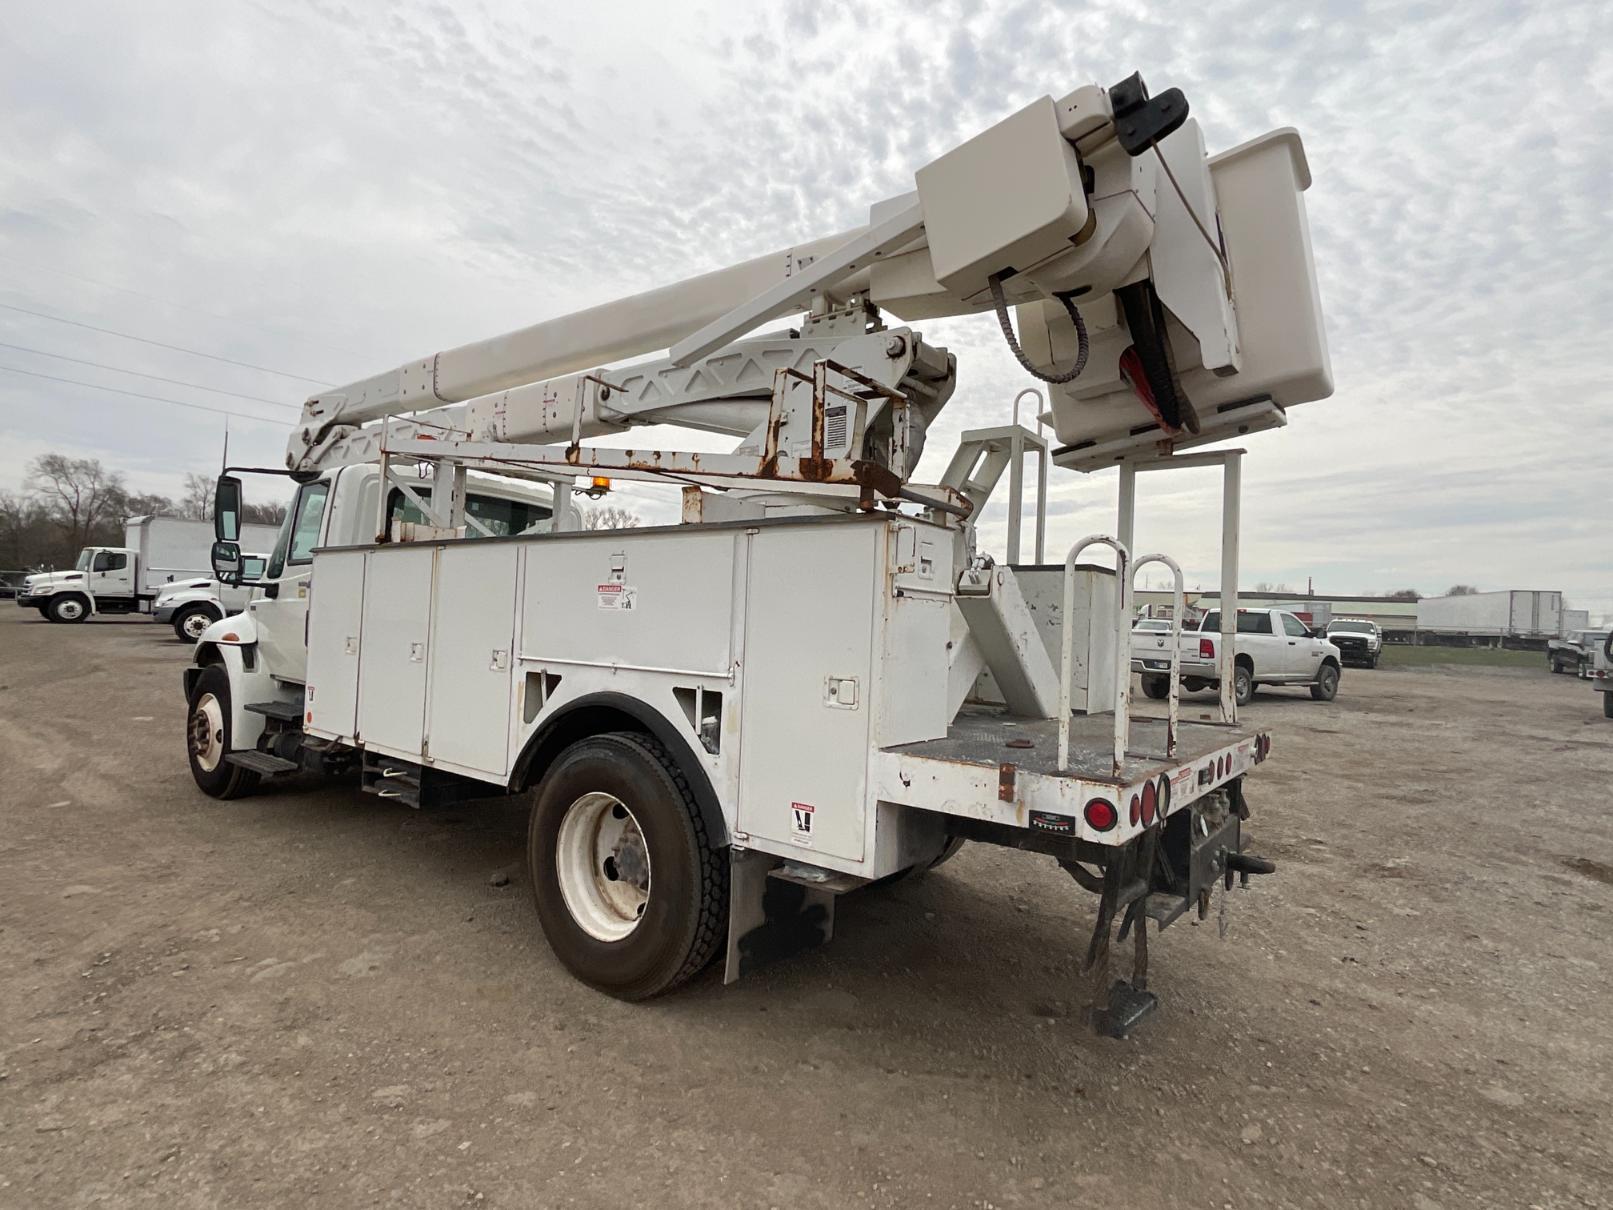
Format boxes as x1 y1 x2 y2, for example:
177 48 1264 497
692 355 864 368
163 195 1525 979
789 801 815 846
596 583 638 611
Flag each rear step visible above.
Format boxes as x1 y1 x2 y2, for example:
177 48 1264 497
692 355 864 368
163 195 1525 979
359 753 492 810
245 699 304 723
363 753 423 808
225 750 300 776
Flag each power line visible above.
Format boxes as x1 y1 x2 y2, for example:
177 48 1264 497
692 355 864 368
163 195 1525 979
0 340 300 409
0 301 330 385
0 252 370 363
0 363 288 426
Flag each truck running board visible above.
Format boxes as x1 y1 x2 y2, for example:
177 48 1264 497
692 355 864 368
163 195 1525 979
244 699 304 723
225 750 300 776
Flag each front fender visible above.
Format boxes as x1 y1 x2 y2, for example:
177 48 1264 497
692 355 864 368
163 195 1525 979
199 610 255 645
188 613 272 753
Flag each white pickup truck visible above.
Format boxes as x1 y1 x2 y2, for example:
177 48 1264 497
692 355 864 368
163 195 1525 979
1132 607 1343 706
151 556 269 641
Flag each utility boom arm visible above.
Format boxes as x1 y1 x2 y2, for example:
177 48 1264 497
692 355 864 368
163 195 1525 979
289 72 1331 486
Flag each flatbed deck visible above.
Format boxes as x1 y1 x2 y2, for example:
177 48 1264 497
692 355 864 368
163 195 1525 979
889 707 1252 784
875 707 1270 845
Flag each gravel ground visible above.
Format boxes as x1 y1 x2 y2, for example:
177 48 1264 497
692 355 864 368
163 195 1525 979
2 608 1610 1208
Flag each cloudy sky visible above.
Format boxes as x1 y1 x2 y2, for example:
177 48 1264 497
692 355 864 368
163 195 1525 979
1 1 1609 616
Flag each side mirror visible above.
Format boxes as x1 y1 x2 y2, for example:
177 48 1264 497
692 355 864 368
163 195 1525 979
239 556 266 585
211 540 242 586
215 476 243 543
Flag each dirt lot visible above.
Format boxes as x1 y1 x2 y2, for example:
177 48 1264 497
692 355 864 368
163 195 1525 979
2 608 1610 1209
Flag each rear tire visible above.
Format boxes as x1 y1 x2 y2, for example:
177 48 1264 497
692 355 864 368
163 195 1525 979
173 605 220 642
1310 663 1340 701
527 732 727 1000
46 595 88 624
186 664 259 799
1603 693 1613 719
1234 665 1254 707
1140 674 1170 701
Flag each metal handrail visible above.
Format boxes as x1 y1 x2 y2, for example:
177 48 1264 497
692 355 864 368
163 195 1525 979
1131 554 1184 758
1058 535 1132 776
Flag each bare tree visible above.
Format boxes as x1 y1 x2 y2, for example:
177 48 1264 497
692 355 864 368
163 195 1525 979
1252 581 1292 594
27 454 126 555
1387 588 1421 601
580 504 642 530
243 501 288 525
180 472 216 521
1445 584 1479 596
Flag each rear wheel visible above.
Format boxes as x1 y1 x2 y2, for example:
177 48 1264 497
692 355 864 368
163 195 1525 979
1603 693 1613 720
1310 663 1340 701
1233 665 1254 707
173 605 220 642
527 732 727 1000
46 595 88 623
186 664 259 799
1140 674 1170 700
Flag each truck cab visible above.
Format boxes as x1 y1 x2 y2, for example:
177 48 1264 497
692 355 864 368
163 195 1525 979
17 546 136 622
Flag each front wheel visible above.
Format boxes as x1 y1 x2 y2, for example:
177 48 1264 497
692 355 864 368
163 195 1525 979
46 595 88 623
187 664 259 799
173 605 220 642
1310 664 1340 701
527 732 727 1000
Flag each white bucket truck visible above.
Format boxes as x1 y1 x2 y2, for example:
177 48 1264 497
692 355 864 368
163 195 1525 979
185 73 1332 1034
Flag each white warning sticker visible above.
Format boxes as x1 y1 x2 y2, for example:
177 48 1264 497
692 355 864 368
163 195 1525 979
596 583 637 611
789 801 815 846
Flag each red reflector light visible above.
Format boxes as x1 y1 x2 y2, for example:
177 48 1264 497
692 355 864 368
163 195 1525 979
1083 799 1118 831
1129 794 1141 826
1199 638 1216 659
1140 780 1157 826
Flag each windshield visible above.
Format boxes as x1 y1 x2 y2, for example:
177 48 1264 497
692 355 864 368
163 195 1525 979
74 549 93 571
1329 621 1373 634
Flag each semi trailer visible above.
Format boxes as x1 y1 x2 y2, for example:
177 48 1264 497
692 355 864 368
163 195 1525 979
184 72 1333 1034
1415 589 1564 648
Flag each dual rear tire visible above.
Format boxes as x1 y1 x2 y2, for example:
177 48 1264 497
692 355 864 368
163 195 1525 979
526 732 727 1000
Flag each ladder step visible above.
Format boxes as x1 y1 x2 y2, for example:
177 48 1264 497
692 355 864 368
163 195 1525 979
225 750 300 775
768 862 866 895
245 699 304 723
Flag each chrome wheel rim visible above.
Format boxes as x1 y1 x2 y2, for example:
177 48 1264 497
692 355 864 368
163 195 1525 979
182 612 212 640
57 599 84 621
555 792 651 942
189 693 225 773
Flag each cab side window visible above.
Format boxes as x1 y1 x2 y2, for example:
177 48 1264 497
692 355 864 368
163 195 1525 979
93 552 127 573
1282 614 1309 637
287 482 331 564
265 481 331 581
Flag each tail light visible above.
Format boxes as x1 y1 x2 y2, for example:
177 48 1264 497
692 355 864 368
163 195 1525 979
1140 780 1157 826
1199 637 1216 659
1083 799 1118 831
1128 794 1141 827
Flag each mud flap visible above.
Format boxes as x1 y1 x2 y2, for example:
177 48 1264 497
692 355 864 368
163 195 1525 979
723 848 835 984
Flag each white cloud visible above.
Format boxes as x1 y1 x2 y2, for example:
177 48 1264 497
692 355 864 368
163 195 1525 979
0 1 1608 616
